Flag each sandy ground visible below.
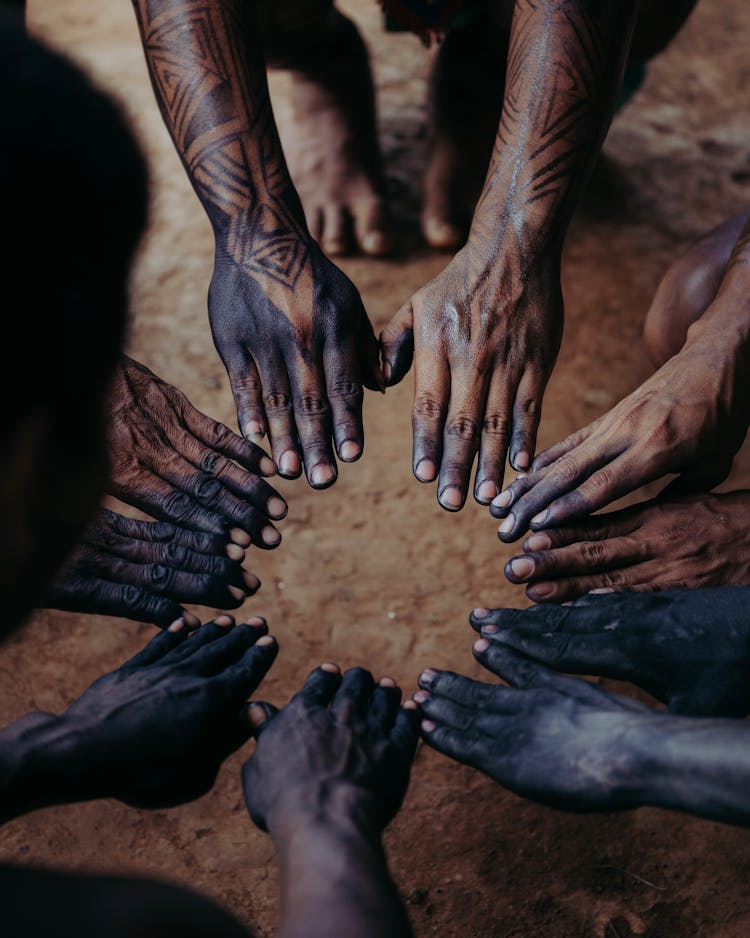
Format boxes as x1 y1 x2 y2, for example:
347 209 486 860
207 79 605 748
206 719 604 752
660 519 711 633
2 1 750 935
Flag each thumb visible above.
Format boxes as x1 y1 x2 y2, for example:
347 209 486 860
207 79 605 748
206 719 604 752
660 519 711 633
242 701 279 738
379 301 414 387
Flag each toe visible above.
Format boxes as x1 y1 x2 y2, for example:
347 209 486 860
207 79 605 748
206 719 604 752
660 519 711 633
320 204 351 256
421 214 465 251
352 196 392 257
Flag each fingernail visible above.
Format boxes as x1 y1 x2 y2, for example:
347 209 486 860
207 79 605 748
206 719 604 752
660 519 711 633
472 608 490 619
509 557 535 580
228 585 245 602
183 611 201 629
321 662 340 673
379 676 396 687
339 440 361 461
413 690 430 703
261 526 282 547
260 456 277 476
229 527 252 547
403 699 418 710
529 582 555 600
531 510 549 526
439 486 463 509
476 480 497 502
226 543 245 561
473 638 490 653
247 703 268 728
525 533 551 551
383 361 393 383
244 420 264 439
168 617 186 633
279 451 300 477
243 570 261 592
482 624 498 635
256 635 275 647
267 496 287 519
420 668 438 686
589 587 615 594
513 450 530 470
421 719 436 733
311 464 336 487
216 614 235 626
247 615 267 626
498 514 515 536
415 459 436 482
492 490 512 510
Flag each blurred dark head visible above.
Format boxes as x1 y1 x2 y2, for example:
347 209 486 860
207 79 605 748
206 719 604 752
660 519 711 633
0 17 148 632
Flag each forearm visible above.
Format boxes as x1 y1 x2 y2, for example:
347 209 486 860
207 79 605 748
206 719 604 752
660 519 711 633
271 797 411 938
469 0 639 270
628 715 750 827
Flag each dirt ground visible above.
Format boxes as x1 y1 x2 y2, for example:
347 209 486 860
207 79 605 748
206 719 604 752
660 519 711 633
3 1 750 935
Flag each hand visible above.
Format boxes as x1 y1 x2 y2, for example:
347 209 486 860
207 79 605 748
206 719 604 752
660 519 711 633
209 240 383 488
491 331 750 541
46 508 260 626
416 637 655 812
469 588 750 716
242 665 420 833
380 248 563 511
109 357 286 548
59 615 278 808
503 492 750 602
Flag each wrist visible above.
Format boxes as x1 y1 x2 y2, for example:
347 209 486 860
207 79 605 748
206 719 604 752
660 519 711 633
684 291 750 361
266 781 383 844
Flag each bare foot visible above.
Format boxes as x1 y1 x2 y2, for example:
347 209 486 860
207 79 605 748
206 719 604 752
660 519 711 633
267 11 391 257
503 492 750 602
421 15 508 250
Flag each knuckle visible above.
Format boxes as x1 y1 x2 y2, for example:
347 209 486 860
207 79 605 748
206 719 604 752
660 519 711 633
446 414 480 442
263 391 292 413
580 541 609 566
164 492 196 523
148 564 177 591
193 475 224 505
549 455 579 486
413 393 445 423
164 543 188 566
483 413 511 437
198 450 225 475
327 377 363 401
295 394 330 418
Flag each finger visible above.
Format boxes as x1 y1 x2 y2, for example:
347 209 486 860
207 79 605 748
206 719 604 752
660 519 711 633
46 573 187 628
244 701 279 737
366 680 402 735
284 350 338 488
418 668 518 712
293 663 343 708
166 615 239 661
420 719 492 770
379 301 414 387
323 335 365 462
509 367 546 472
182 620 271 675
222 345 267 442
357 308 386 393
473 375 513 505
524 565 649 604
418 692 481 732
412 350 450 486
437 366 485 511
220 635 279 698
505 537 648 587
120 620 192 669
521 507 642 553
389 703 421 760
529 424 591 473
331 667 376 722
472 637 598 697
666 456 734 495
91 511 228 557
181 408 277 477
260 360 303 480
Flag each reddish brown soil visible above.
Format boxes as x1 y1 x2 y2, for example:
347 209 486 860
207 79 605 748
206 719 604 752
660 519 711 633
2 1 750 935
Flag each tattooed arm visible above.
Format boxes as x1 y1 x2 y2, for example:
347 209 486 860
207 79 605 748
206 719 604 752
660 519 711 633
132 0 382 488
381 0 637 511
493 216 750 541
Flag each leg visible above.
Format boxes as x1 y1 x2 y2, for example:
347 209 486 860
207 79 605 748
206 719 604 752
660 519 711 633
0 865 249 938
261 2 391 257
643 210 750 366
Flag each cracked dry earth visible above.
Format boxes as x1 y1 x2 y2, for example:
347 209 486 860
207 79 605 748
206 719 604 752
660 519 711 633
3 1 750 935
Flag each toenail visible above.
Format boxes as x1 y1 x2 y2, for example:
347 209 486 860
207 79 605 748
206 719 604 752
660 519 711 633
509 557 535 580
321 662 340 673
481 624 499 635
439 486 463 509
362 230 389 255
267 496 287 519
525 533 551 551
228 585 245 602
492 490 512 510
419 668 438 686
476 480 497 502
168 617 186 633
498 514 515 536
226 543 245 561
529 582 555 600
311 464 336 487
421 719 436 733
340 440 361 461
531 510 549 526
473 638 490 653
415 459 436 482
183 611 201 629
216 615 235 626
279 451 300 476
413 690 430 704
230 527 252 547
243 570 261 592
256 635 275 647
472 608 490 619
261 526 282 546
259 455 277 476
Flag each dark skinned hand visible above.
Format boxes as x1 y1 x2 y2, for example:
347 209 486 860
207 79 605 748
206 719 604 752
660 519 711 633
46 508 260 627
209 241 383 489
242 665 420 833
491 332 750 541
57 616 278 809
416 637 653 812
109 357 286 548
380 249 562 511
469 588 750 717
